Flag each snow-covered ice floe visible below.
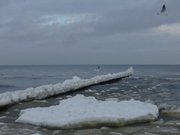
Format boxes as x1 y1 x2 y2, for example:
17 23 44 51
16 95 159 129
0 67 133 108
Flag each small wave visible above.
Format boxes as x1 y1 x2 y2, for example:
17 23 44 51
0 116 7 120
1 76 42 80
109 87 119 90
85 89 97 93
95 93 101 96
0 122 5 126
132 76 140 79
165 78 180 81
0 75 53 80
0 85 15 88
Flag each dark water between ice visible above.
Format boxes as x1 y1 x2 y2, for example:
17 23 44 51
0 65 180 135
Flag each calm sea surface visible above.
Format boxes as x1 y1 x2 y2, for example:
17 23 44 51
0 65 180 135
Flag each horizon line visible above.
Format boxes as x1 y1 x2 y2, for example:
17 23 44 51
0 64 180 66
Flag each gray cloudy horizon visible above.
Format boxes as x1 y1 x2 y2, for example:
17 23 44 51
0 0 180 65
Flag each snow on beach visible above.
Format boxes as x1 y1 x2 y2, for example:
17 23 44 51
16 95 159 129
0 67 133 108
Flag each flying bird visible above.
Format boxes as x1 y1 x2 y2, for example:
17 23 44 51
157 4 168 16
161 4 166 13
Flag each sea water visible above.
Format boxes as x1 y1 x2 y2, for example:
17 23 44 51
0 65 180 135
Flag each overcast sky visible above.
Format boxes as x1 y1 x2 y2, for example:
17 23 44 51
0 0 180 65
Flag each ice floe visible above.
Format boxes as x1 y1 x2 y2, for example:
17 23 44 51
0 67 133 108
16 94 159 129
158 103 180 115
159 104 178 112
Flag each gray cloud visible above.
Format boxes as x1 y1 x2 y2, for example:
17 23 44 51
0 0 180 65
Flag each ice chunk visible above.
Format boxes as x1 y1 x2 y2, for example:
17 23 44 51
16 94 159 129
0 67 133 108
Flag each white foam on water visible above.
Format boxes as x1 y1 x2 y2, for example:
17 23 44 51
109 87 119 90
0 116 7 119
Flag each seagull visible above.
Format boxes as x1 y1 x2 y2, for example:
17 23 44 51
157 4 168 16
161 4 166 14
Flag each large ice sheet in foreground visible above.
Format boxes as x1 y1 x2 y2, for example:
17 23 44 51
0 67 133 108
16 95 159 129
